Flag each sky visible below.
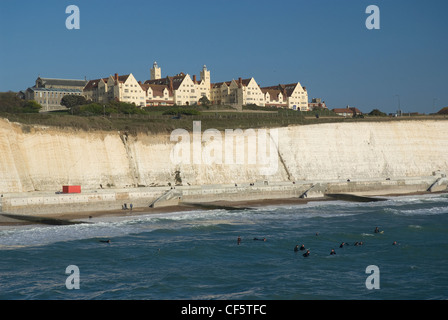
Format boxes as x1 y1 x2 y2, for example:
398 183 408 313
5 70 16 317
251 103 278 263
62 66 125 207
0 0 447 114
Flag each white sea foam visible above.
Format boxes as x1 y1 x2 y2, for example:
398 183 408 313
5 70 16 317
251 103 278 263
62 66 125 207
1 193 446 248
385 206 448 216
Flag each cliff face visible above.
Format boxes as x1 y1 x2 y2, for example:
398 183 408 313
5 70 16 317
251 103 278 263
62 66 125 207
1 118 447 193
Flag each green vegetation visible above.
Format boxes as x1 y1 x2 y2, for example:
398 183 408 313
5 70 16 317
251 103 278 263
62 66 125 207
368 108 387 116
0 92 42 113
1 92 446 135
437 107 448 115
199 96 211 107
72 101 148 116
61 95 88 109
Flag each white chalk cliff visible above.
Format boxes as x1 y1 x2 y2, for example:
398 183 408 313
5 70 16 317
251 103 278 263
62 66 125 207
0 118 447 193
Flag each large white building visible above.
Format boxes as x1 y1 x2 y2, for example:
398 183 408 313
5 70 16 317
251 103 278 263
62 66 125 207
144 63 211 106
211 77 308 110
84 73 146 107
83 61 309 110
261 83 308 110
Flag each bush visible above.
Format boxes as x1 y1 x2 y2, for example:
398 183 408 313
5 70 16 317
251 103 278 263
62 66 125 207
0 92 43 113
72 103 103 115
71 101 148 116
22 100 42 113
369 108 387 116
107 101 147 115
437 107 448 115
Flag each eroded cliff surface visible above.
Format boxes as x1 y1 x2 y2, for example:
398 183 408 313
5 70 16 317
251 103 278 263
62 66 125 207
1 118 447 193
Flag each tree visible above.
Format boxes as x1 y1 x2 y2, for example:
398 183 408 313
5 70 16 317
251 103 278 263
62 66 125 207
0 92 42 113
61 95 88 109
199 95 211 107
369 108 387 116
0 91 25 113
437 107 448 115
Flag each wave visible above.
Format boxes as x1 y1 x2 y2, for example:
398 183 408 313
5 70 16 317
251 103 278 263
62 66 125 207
0 208 250 248
1 192 446 248
383 205 448 216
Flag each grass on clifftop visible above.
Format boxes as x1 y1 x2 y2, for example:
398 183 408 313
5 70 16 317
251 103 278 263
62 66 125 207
1 104 446 135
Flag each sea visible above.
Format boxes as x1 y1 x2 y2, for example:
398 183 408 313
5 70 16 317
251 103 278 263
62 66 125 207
1 193 447 301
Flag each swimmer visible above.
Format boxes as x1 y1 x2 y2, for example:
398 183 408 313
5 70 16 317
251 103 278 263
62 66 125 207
330 248 336 255
303 250 310 257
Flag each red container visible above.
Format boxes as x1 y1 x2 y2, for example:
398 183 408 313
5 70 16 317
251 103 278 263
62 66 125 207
62 185 81 193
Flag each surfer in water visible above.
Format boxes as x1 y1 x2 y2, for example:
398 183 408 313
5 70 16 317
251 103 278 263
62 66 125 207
99 239 111 243
330 248 336 255
299 244 306 251
374 226 380 233
237 236 241 245
253 237 266 241
294 245 299 252
303 250 310 257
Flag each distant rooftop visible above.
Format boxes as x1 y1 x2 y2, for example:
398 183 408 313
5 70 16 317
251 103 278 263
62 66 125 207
36 77 87 88
27 87 83 93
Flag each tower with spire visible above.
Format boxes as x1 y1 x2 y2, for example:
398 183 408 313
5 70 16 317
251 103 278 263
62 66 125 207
150 61 161 80
200 65 210 86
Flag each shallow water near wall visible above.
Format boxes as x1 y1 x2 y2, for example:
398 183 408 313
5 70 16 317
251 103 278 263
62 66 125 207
1 193 447 300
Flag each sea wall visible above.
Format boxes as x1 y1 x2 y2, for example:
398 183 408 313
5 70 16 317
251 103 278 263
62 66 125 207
1 118 447 196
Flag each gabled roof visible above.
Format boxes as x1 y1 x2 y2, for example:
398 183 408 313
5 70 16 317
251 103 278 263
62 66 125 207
261 88 283 100
110 74 131 83
211 81 231 89
231 78 252 88
261 83 306 98
144 73 187 91
84 78 108 91
333 107 362 114
146 84 172 97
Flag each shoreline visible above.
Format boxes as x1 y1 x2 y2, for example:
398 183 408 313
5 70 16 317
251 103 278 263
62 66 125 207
1 190 445 227
0 197 315 227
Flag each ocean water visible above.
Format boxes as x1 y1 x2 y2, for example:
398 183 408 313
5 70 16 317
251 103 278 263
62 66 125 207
1 193 448 300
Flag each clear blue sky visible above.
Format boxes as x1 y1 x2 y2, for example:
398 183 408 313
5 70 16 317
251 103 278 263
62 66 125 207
1 0 447 114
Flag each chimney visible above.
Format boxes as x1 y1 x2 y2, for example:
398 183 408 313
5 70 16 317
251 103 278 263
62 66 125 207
169 77 173 91
193 75 197 83
238 77 242 87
